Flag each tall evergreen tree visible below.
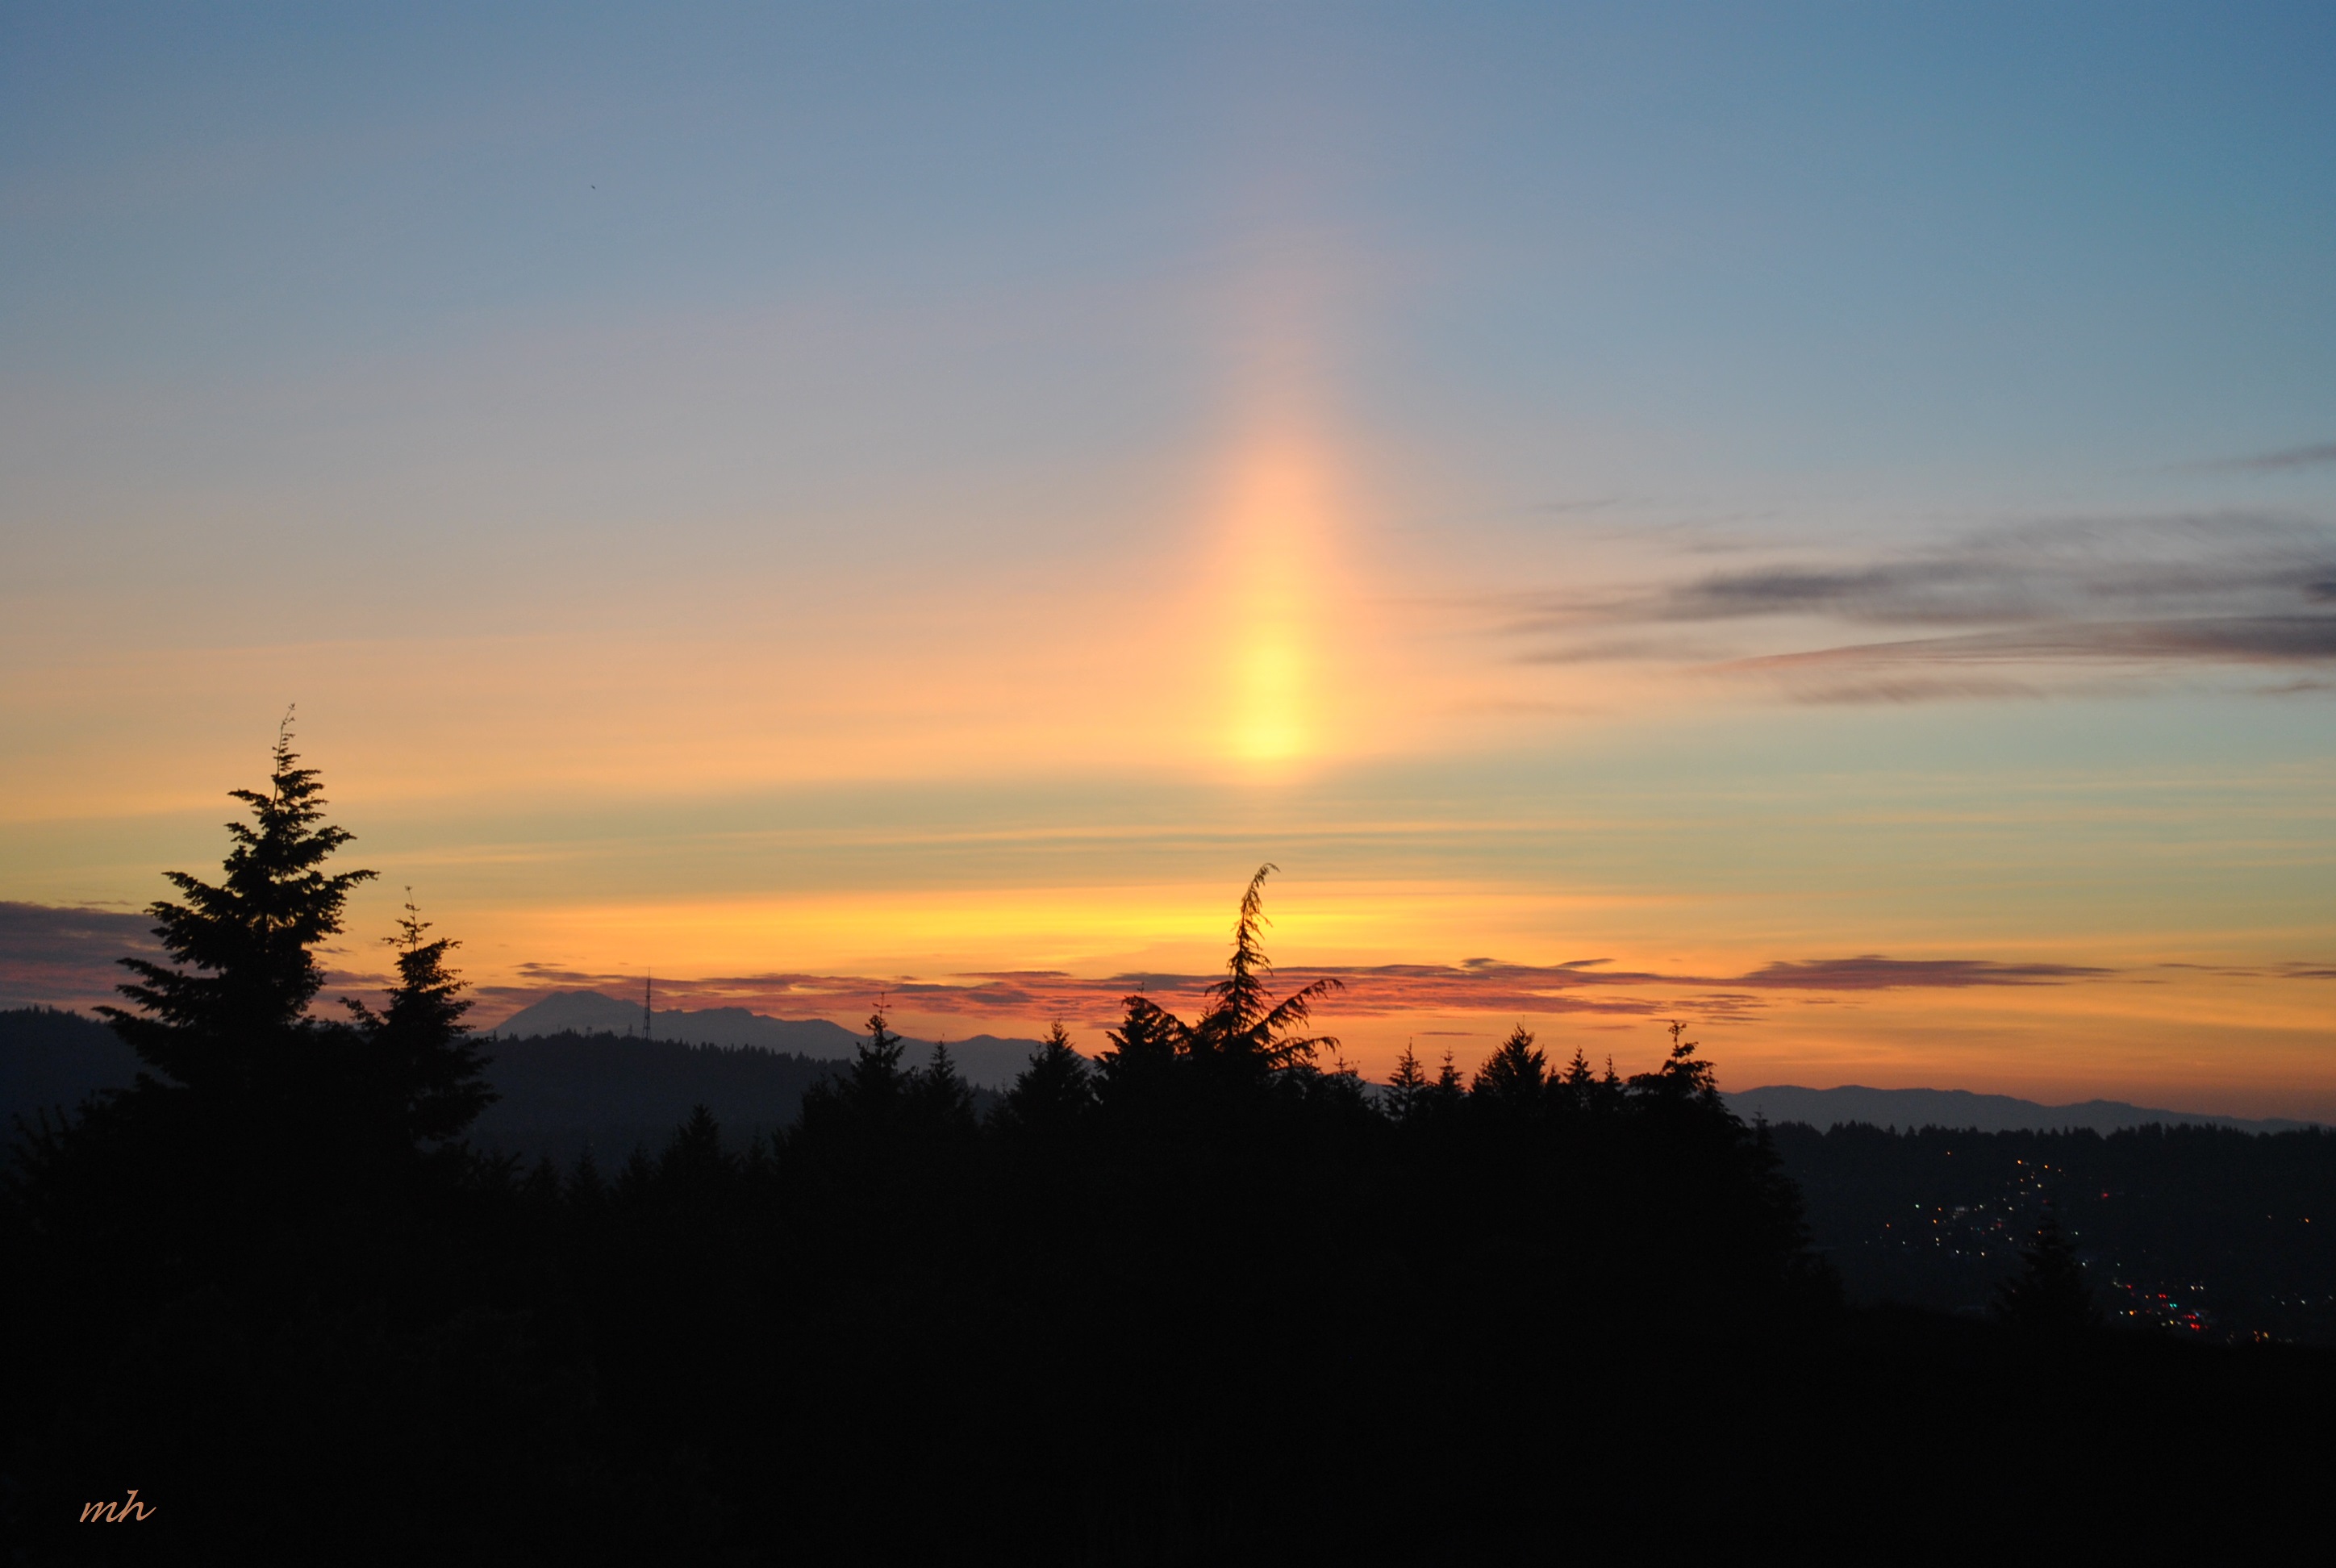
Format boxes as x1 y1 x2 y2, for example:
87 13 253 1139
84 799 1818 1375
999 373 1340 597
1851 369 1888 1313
1996 1209 2102 1334
344 894 496 1145
911 1040 978 1134
1186 864 1341 1072
999 1020 1094 1136
1630 1021 1721 1109
1551 1047 1600 1114
1470 1024 1550 1109
1385 1042 1430 1122
100 715 376 1107
657 1104 735 1202
796 1002 912 1148
1432 1049 1467 1107
846 1003 909 1111
1095 994 1188 1095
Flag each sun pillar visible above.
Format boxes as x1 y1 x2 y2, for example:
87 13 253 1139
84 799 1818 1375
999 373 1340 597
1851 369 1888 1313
1219 424 1341 767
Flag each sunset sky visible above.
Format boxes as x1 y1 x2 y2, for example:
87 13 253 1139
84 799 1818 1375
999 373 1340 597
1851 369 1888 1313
4 4 2332 1115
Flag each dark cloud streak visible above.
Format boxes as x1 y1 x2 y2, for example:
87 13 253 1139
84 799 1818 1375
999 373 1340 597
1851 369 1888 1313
2186 440 2336 473
0 902 159 1011
1501 515 2336 694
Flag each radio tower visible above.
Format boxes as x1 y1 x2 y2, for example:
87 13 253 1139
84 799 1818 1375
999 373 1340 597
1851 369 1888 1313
644 971 653 1042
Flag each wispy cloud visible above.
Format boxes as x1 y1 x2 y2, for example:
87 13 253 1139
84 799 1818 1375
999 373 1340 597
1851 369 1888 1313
465 950 2117 1030
1722 616 2336 672
1730 957 2109 990
1500 514 2336 700
0 903 2167 1035
2184 440 2336 473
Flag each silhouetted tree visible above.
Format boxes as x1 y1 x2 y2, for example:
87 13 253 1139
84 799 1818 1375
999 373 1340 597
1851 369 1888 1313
569 1147 608 1211
1996 1208 2102 1335
99 713 376 1109
344 893 496 1146
1631 1020 1721 1110
616 1145 657 1203
1432 1048 1467 1107
1554 1047 1600 1114
998 1021 1094 1138
833 1003 909 1116
1186 864 1341 1073
911 1040 979 1136
1471 1024 1549 1110
657 1105 735 1203
1095 994 1187 1097
520 1154 563 1210
1385 1042 1431 1122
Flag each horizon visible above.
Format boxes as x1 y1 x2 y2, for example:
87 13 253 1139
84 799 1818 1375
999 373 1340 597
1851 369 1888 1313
6 945 2327 1128
4 4 2333 1119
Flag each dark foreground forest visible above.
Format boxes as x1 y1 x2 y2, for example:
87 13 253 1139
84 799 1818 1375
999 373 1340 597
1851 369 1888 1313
6 739 2333 1562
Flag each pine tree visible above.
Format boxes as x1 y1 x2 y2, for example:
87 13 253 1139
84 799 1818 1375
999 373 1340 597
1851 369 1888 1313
1596 1056 1625 1112
1552 1048 1599 1114
798 1002 916 1150
999 1020 1094 1136
344 893 496 1145
1187 864 1341 1073
100 715 377 1105
845 1003 910 1113
1470 1024 1549 1108
1996 1209 2101 1335
1094 994 1189 1095
1432 1049 1466 1107
615 1145 657 1204
568 1147 608 1212
911 1040 978 1134
1385 1041 1430 1122
657 1105 734 1202
519 1155 563 1211
1630 1020 1721 1108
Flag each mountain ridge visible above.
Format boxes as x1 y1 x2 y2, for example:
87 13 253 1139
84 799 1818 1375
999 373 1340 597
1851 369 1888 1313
489 989 1045 1089
6 1005 2321 1132
1725 1082 2320 1135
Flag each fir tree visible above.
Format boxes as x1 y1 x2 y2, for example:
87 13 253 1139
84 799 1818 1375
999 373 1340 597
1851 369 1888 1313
1432 1049 1467 1107
999 1020 1095 1136
1996 1209 2102 1335
799 1002 916 1150
1186 864 1341 1073
100 714 376 1105
568 1147 608 1211
1630 1021 1721 1108
845 1002 910 1114
1552 1047 1600 1114
658 1105 734 1201
1385 1041 1430 1122
1470 1024 1549 1108
911 1040 978 1134
615 1145 657 1204
1596 1055 1625 1112
520 1155 563 1211
344 892 496 1145
1095 994 1188 1095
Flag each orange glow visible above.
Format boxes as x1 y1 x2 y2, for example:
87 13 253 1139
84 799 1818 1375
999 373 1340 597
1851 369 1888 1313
1216 432 1340 765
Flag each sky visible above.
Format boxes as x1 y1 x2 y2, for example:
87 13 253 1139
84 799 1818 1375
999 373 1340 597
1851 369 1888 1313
3 2 2333 1115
